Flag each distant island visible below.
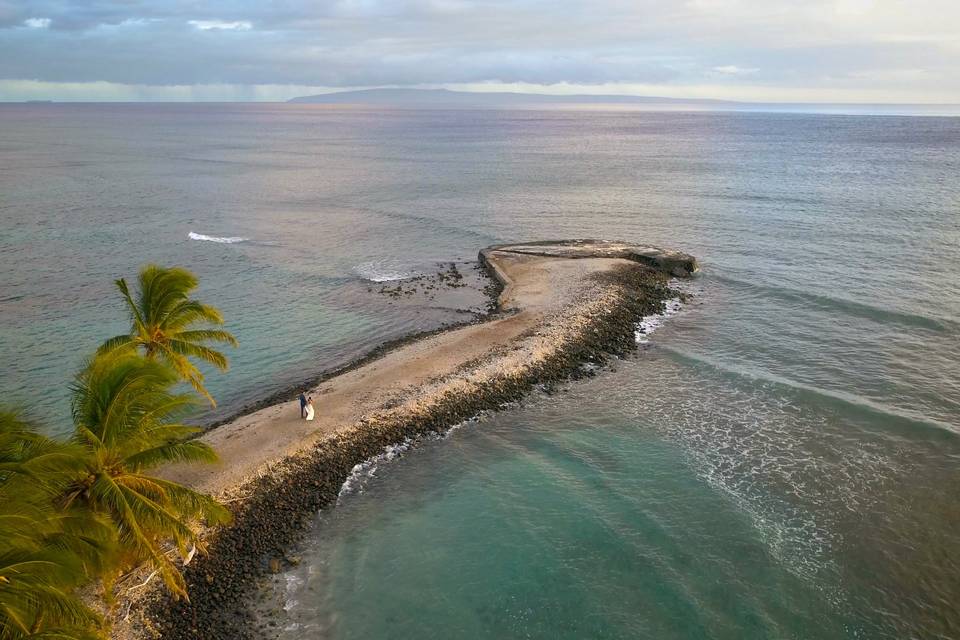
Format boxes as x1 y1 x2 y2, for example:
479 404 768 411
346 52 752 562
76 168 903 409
288 88 960 116
288 89 743 107
289 88 737 107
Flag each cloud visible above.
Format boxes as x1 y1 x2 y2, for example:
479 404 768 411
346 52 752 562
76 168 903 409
188 20 252 31
712 65 758 76
0 0 958 101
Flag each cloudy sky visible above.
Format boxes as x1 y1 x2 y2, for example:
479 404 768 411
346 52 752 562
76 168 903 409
1 0 958 102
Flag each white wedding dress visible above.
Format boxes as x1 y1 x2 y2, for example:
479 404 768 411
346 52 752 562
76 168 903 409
305 403 315 421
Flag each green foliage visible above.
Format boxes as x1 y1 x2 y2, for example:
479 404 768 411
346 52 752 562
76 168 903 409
99 265 238 406
1 265 235 638
0 411 108 640
65 352 231 598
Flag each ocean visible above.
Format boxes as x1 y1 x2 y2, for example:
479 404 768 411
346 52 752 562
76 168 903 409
1 104 958 639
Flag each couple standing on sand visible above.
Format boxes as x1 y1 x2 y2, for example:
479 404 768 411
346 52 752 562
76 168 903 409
299 392 315 421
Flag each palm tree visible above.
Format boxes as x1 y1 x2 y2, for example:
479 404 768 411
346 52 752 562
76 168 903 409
0 503 106 640
2 264 236 635
1 351 233 634
0 537 103 640
0 411 108 640
63 351 232 600
98 265 237 406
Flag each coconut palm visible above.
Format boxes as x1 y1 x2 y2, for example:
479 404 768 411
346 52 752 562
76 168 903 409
0 502 106 640
0 538 103 640
0 411 107 640
98 265 237 406
0 411 66 487
63 352 232 600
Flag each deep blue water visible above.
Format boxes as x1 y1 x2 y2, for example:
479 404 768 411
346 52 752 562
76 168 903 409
1 104 958 639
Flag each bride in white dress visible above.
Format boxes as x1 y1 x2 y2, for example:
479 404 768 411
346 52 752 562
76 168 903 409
305 398 315 421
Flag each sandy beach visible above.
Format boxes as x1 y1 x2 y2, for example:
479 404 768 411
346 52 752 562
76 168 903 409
160 240 697 498
120 240 697 639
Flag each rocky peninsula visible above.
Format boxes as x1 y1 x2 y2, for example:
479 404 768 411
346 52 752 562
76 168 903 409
114 240 698 639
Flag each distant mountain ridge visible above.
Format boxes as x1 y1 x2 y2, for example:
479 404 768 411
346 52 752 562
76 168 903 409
288 88 737 106
286 88 960 116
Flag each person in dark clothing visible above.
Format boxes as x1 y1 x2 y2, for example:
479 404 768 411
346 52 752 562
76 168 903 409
299 392 307 418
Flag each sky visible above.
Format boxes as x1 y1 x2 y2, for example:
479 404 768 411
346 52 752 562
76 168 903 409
1 0 958 103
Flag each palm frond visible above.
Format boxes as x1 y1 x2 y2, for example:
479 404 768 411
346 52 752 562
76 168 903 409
162 300 225 330
138 265 198 325
166 340 229 371
95 334 135 357
129 475 232 526
151 345 214 406
108 265 236 407
85 473 188 598
0 581 102 639
122 441 218 471
70 352 180 449
0 543 103 639
172 329 238 347
113 278 145 330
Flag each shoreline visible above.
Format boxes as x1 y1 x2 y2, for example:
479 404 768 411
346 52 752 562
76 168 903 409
197 258 505 433
115 240 698 640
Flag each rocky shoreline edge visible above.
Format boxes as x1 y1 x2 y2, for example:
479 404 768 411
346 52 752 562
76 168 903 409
117 241 698 639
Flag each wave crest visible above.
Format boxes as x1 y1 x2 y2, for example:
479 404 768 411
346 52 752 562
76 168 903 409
188 231 248 244
354 259 415 282
713 274 956 333
635 297 682 344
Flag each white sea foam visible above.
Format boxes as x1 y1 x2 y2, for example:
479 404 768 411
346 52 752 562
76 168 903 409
628 374 833 581
626 354 902 590
336 416 483 502
631 282 857 576
282 581 300 612
354 259 416 282
635 297 682 343
188 231 248 244
442 414 482 438
337 438 414 502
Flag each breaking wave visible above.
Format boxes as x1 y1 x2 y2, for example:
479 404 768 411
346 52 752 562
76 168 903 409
337 439 414 502
188 231 248 244
354 259 416 282
635 297 682 344
337 416 483 503
635 277 699 344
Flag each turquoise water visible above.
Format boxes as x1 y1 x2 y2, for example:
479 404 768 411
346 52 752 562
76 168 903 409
1 105 958 638
270 388 859 639
265 287 959 640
